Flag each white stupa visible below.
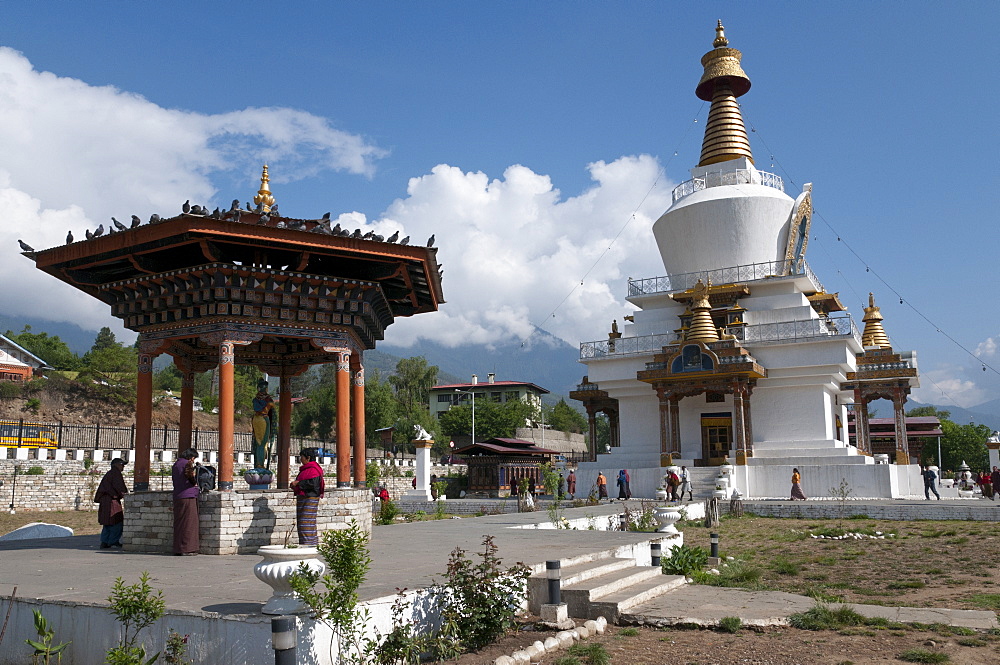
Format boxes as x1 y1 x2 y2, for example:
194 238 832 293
571 22 923 499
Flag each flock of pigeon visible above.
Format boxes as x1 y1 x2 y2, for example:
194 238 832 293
18 200 437 256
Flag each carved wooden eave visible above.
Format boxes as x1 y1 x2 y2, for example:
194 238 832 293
807 291 847 315
636 339 766 384
669 282 750 308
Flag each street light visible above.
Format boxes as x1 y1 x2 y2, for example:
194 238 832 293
454 386 477 445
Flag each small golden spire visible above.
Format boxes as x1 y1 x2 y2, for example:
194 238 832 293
254 165 276 212
713 19 728 48
685 279 720 343
696 22 753 167
861 292 892 348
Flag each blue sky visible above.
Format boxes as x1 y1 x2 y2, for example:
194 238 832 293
0 2 997 409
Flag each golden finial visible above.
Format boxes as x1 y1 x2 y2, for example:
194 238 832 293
861 292 892 349
696 22 753 166
685 279 720 343
253 164 276 212
713 20 728 48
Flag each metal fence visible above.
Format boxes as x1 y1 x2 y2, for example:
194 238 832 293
671 167 785 202
627 259 825 298
0 419 330 453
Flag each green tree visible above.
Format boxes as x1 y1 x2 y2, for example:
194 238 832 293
438 398 535 442
89 326 118 353
4 325 81 371
153 364 183 392
546 399 587 433
594 413 610 452
906 406 951 419
364 369 398 448
939 419 989 472
389 356 438 416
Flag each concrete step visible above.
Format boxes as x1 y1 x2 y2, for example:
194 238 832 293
747 456 871 466
527 557 636 613
589 574 687 622
561 565 666 618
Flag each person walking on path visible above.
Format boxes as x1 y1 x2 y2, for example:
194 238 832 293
790 468 807 500
94 458 128 549
991 467 1000 501
172 448 201 555
922 465 941 500
679 465 693 501
558 472 566 500
617 469 631 500
666 469 680 501
291 448 325 545
596 471 608 501
566 470 577 499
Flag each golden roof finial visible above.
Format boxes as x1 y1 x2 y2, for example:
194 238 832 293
685 279 720 343
696 22 753 167
861 292 892 349
253 164 276 212
713 20 728 48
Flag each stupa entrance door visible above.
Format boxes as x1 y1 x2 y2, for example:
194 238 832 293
701 415 732 465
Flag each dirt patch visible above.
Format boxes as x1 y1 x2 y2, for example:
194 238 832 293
448 618 1000 665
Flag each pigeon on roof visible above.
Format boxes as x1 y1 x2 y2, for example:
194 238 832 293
18 239 34 252
182 200 191 213
387 230 399 243
94 224 105 237
66 231 73 245
111 217 126 231
130 215 141 228
426 234 435 247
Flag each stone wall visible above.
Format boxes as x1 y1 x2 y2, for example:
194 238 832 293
733 500 1000 522
124 488 372 555
514 427 587 453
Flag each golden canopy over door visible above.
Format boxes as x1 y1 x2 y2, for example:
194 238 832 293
701 415 732 466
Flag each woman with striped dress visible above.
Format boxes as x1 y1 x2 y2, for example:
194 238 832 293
290 448 325 546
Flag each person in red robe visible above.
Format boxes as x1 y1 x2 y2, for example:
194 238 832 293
291 448 325 546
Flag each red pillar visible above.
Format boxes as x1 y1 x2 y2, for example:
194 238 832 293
134 352 154 491
336 352 352 487
351 357 366 488
893 386 910 465
217 341 235 490
277 375 292 489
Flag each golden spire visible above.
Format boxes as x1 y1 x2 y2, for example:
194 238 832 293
253 165 276 212
861 292 892 348
696 21 753 167
685 279 720 343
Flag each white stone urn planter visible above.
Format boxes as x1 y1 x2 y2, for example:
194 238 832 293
655 488 669 502
654 506 682 535
718 461 734 478
713 487 729 499
958 489 974 499
254 545 325 615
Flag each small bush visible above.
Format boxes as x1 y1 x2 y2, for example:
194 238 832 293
897 648 948 663
789 604 867 631
718 616 741 633
0 382 21 399
661 544 709 576
23 397 42 413
375 499 399 525
887 580 925 590
567 643 610 665
26 466 45 475
969 594 1000 610
772 557 801 576
618 627 639 637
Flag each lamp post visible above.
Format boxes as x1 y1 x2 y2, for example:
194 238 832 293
454 387 477 446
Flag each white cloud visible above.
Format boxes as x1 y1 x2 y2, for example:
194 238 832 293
0 47 384 335
364 157 674 348
912 365 991 409
975 336 997 359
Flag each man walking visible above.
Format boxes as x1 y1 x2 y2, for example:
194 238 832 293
922 465 941 500
679 465 693 501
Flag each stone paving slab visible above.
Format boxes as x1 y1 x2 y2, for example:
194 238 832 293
622 585 1000 630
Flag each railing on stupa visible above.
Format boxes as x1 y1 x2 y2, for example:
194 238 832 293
628 258 825 298
671 167 784 203
580 314 860 361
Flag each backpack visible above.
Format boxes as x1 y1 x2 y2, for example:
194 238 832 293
195 465 217 493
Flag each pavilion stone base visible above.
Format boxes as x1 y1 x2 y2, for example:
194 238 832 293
123 488 372 555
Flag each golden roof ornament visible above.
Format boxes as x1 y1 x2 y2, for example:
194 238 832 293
861 292 892 349
253 165 276 212
696 21 754 166
685 279 720 343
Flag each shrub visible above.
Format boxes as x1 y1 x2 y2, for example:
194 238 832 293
789 604 867 631
106 571 166 665
376 500 399 525
661 544 709 576
0 381 21 399
618 627 639 636
26 466 45 475
718 616 742 633
567 643 610 665
897 648 949 663
23 397 42 413
772 557 801 576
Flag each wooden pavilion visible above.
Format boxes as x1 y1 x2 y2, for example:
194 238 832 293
454 437 559 496
25 167 444 491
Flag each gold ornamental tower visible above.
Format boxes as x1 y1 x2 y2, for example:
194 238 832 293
696 21 754 166
860 293 892 348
